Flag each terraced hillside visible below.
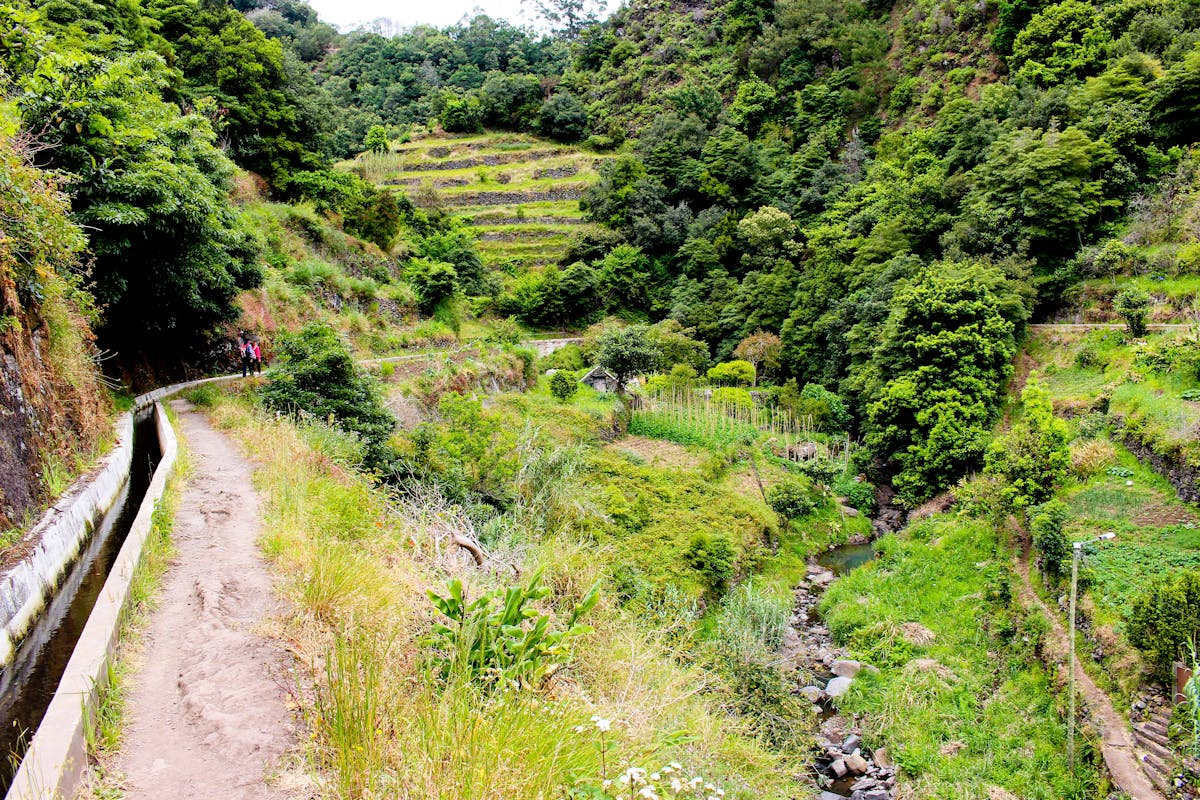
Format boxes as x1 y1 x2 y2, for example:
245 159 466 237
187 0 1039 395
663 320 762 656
351 133 608 273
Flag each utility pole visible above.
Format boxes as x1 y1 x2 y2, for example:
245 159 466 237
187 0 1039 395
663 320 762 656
1068 532 1116 771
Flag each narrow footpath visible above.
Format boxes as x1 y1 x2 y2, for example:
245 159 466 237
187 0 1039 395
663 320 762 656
111 402 298 799
1013 550 1164 800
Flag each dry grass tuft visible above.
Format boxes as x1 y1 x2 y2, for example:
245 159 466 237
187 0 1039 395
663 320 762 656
1069 438 1117 479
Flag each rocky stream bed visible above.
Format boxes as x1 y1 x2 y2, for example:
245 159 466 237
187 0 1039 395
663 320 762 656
780 542 898 800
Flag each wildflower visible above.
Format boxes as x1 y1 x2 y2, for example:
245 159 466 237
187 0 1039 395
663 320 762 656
670 777 683 793
670 762 681 770
603 780 612 789
639 787 659 799
650 773 660 781
591 715 612 732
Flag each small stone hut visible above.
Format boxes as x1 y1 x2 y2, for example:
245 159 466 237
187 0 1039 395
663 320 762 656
579 366 617 393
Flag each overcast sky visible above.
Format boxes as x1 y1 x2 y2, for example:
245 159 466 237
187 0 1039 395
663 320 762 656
305 0 537 31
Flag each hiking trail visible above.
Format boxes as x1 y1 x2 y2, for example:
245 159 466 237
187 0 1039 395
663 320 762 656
1013 549 1164 800
107 401 302 799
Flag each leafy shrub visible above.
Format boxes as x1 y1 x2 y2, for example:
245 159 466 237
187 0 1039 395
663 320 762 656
424 567 599 690
710 386 753 408
833 475 876 513
1029 499 1071 580
405 258 458 314
1127 569 1200 682
984 378 1070 509
1114 288 1150 337
550 370 578 402
798 383 852 432
686 532 737 591
707 360 755 386
259 323 395 467
766 476 819 519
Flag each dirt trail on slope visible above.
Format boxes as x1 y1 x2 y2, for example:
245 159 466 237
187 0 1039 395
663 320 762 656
1013 550 1163 800
110 402 299 800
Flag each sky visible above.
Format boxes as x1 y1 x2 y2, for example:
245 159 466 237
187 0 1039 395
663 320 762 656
304 0 537 31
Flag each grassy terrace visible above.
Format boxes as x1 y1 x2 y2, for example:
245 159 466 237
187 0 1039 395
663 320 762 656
1023 323 1200 698
344 132 609 274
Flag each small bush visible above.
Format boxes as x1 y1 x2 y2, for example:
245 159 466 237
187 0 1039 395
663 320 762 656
833 475 876 512
686 532 737 591
1114 288 1151 337
1029 499 1071 580
707 360 755 386
1127 569 1200 682
710 386 754 408
549 370 578 402
766 476 820 520
259 323 395 468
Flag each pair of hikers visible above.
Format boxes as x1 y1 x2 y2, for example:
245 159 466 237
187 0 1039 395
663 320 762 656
238 332 262 377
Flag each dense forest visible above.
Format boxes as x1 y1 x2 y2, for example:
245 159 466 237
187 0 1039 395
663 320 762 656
7 0 1198 499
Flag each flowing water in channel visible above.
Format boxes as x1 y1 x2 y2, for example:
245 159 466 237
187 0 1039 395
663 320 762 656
0 410 161 790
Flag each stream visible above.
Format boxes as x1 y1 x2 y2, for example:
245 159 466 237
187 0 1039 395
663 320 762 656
784 538 898 800
0 410 161 790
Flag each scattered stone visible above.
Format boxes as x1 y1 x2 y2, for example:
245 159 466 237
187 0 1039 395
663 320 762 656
831 759 848 778
826 676 854 698
873 747 893 768
842 734 862 753
833 659 863 678
800 685 824 703
845 752 870 775
819 792 845 800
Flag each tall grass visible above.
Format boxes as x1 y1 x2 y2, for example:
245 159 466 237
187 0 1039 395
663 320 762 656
209 395 805 799
631 390 812 450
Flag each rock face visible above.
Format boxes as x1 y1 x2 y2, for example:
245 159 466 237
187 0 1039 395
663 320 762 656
0 298 110 530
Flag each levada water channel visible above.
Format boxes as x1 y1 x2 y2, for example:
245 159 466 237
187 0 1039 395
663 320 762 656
0 410 161 790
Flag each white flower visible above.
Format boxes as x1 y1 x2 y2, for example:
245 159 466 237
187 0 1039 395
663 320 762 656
595 717 612 732
603 780 612 789
650 773 660 782
670 762 682 770
690 777 703 788
639 787 659 799
670 777 683 793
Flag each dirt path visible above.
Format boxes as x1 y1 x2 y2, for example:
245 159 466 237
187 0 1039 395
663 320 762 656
111 402 298 799
1029 323 1195 331
1013 550 1163 800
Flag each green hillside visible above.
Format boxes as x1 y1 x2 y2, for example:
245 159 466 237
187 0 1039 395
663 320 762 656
346 132 607 272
